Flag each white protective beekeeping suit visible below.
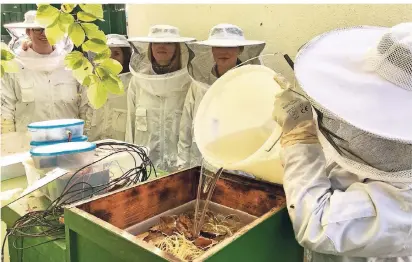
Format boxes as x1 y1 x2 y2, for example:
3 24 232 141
84 34 132 141
1 11 84 134
125 25 195 172
177 24 266 169
273 24 412 262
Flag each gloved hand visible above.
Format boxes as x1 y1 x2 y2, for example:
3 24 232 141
272 74 318 147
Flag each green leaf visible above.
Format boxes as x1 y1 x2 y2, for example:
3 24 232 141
87 78 108 109
45 22 65 46
58 13 74 33
79 4 103 19
77 11 97 22
68 23 85 47
1 49 14 61
82 39 107 53
36 5 60 27
2 60 20 73
82 75 94 87
1 65 4 78
64 51 84 69
99 58 123 75
89 30 106 42
80 22 99 32
102 74 124 95
93 48 111 63
72 60 93 83
72 59 84 70
61 4 76 13
81 23 106 42
95 66 109 79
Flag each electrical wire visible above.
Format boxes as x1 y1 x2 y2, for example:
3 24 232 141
1 141 154 262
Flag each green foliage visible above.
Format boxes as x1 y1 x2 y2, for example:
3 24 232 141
93 47 111 63
0 43 19 77
87 76 108 109
62 4 77 13
82 38 107 53
0 4 123 109
68 23 85 47
34 4 124 109
36 5 60 27
79 4 104 19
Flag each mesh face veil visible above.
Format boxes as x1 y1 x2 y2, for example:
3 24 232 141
364 23 412 91
186 24 266 85
295 24 412 183
186 43 265 85
129 41 191 76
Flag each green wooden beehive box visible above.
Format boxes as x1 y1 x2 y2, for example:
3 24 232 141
64 167 303 262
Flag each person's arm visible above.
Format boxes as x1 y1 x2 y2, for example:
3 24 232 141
125 79 136 143
1 74 17 133
282 142 411 257
177 83 196 169
273 75 412 257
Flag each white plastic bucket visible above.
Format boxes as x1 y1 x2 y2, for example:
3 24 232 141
194 65 284 184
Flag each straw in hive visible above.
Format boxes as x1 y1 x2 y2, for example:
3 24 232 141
135 210 244 261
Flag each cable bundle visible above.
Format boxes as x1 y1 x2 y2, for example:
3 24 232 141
1 141 154 262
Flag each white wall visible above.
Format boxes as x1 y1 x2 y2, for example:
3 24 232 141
127 4 412 79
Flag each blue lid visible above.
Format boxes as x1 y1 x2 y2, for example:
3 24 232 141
28 119 84 129
30 142 96 157
30 136 88 146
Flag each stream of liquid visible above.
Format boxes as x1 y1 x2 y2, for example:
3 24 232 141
193 163 223 238
192 127 283 236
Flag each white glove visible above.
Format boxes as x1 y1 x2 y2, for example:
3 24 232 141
272 74 313 134
272 74 318 147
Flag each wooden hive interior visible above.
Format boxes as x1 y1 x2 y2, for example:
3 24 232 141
78 167 286 230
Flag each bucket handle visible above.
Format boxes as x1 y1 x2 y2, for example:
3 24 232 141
234 52 295 70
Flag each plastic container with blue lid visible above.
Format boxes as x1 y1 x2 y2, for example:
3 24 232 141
28 119 85 143
30 136 88 148
30 142 96 169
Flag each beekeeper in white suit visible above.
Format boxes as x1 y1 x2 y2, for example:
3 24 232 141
125 25 195 172
177 24 265 169
1 11 84 134
272 23 412 261
84 34 132 141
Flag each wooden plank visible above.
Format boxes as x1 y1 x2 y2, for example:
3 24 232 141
211 173 286 217
78 169 199 229
75 167 286 227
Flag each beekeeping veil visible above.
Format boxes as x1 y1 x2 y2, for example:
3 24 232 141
126 25 195 170
4 10 73 72
128 25 195 79
294 23 412 183
187 24 266 85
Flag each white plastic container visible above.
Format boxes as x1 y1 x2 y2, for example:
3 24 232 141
30 142 96 169
30 135 88 149
28 119 84 142
194 65 284 184
22 158 109 203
